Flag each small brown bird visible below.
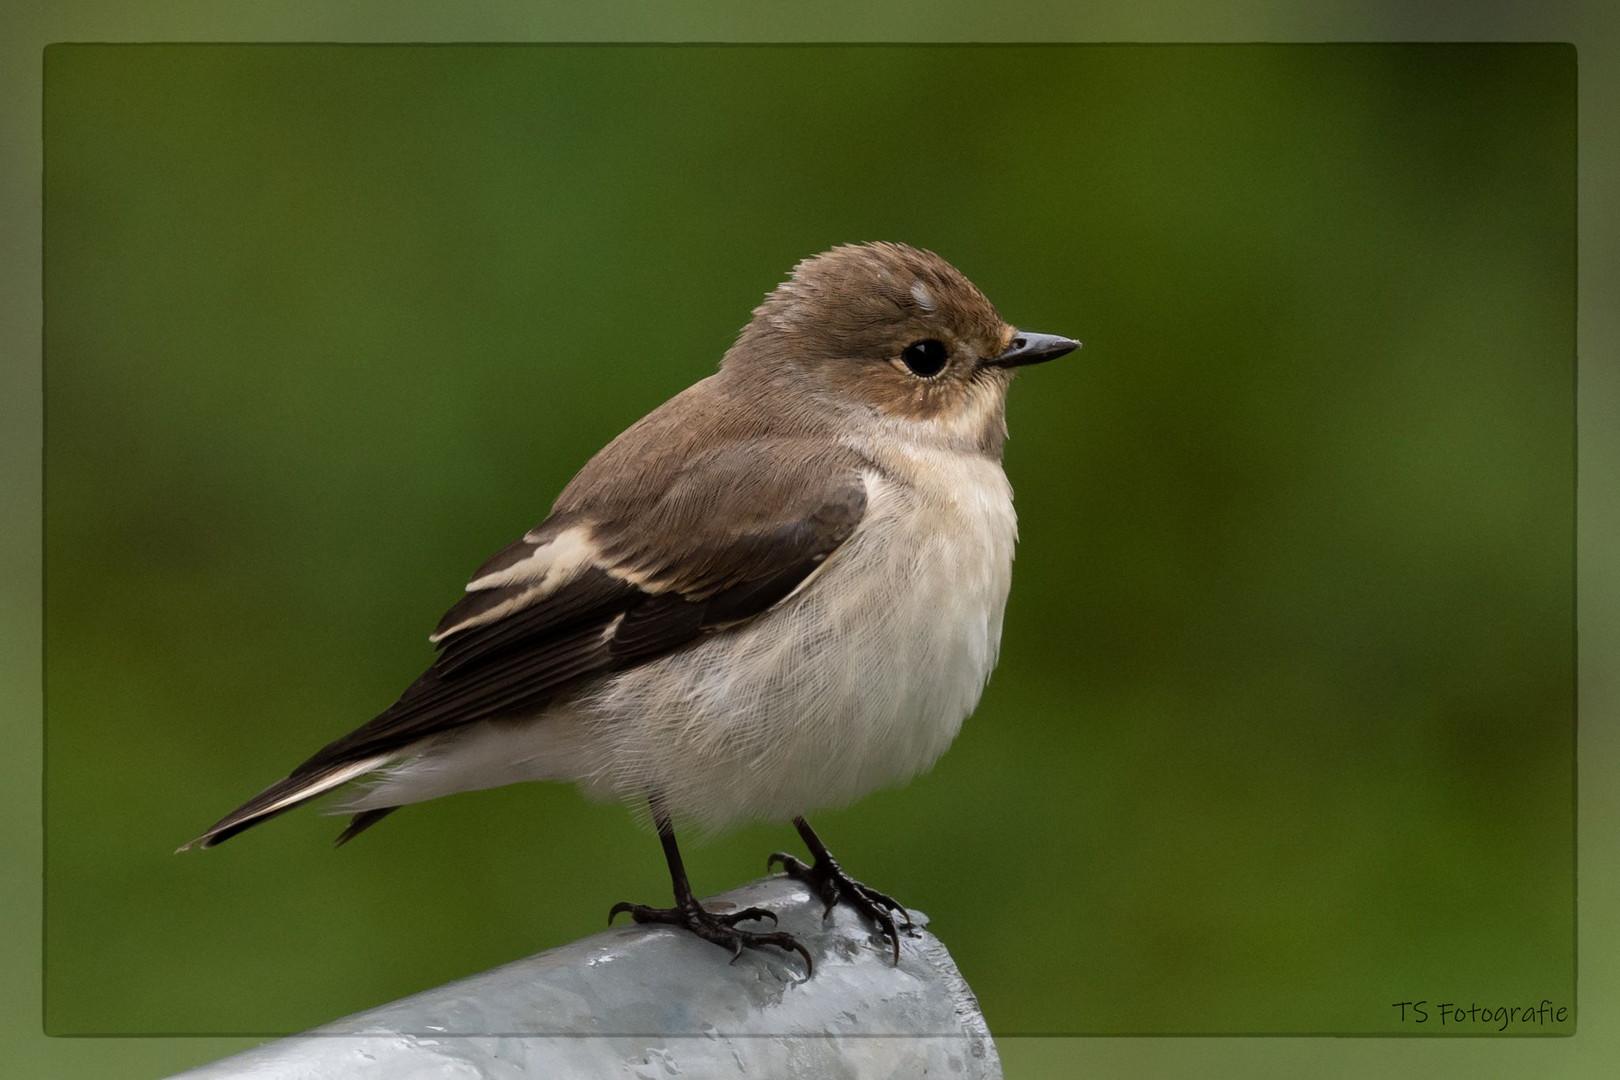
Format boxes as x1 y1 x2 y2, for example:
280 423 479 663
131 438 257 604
182 243 1079 973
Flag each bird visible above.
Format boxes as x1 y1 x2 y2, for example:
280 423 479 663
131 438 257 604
181 242 1079 974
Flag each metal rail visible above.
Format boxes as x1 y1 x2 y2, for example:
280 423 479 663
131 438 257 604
168 874 1001 1079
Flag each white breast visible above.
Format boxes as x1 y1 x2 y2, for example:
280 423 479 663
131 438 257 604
355 444 1019 835
568 443 1017 832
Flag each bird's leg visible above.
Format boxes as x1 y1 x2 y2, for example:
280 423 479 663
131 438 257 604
768 816 913 964
609 799 813 975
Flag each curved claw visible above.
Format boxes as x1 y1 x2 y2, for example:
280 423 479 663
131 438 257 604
768 933 815 977
728 906 778 926
843 885 904 964
792 939 814 976
607 901 634 925
855 883 913 929
767 850 810 874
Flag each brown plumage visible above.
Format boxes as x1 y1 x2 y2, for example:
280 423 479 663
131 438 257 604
180 242 1075 862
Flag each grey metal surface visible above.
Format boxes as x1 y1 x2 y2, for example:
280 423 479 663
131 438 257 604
168 875 1001 1079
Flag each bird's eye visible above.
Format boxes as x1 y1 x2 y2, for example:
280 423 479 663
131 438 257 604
900 339 949 378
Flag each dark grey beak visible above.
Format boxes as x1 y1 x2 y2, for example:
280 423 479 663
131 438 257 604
986 330 1082 368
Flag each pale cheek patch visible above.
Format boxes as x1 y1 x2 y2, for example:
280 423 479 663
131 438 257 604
946 379 1004 442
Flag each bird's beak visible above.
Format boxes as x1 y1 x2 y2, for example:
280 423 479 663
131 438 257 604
986 330 1082 368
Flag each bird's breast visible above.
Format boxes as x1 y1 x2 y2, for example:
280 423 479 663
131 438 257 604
558 442 1018 831
844 444 1019 716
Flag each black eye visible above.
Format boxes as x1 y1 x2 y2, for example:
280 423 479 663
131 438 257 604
900 339 949 378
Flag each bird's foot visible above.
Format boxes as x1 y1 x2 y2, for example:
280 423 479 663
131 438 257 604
766 850 913 964
608 898 813 975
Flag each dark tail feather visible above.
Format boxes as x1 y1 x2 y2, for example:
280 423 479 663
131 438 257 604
334 807 399 847
177 754 389 852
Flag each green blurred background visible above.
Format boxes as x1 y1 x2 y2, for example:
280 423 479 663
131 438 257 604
42 44 1573 1037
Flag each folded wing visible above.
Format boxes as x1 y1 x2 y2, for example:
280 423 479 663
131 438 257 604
184 438 868 848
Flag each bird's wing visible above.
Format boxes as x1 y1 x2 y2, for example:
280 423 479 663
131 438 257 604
185 437 868 848
293 437 864 777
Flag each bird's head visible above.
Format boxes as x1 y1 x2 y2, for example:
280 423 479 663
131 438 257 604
723 242 1078 453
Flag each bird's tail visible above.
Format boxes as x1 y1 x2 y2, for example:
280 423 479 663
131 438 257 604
177 755 390 851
